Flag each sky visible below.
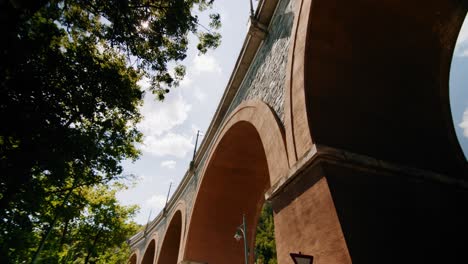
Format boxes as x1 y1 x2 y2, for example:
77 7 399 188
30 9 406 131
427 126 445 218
450 13 468 161
116 0 256 225
116 4 468 225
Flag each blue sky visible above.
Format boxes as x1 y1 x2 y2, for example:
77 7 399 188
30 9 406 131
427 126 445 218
450 14 468 160
117 5 468 225
116 0 256 224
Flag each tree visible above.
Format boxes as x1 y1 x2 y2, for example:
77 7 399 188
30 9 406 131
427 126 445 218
255 203 278 264
0 0 221 262
28 183 140 264
61 184 140 264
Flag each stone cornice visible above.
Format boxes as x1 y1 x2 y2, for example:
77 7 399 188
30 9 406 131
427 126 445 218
266 144 468 201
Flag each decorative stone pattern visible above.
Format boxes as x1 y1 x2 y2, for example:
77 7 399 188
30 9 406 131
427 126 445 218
229 0 294 123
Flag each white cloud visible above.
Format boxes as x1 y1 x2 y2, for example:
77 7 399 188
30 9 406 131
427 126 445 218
138 94 192 136
193 86 207 101
140 174 154 183
179 75 193 87
462 49 468 57
141 132 194 157
145 194 166 210
193 54 222 75
161 160 177 169
459 108 468 138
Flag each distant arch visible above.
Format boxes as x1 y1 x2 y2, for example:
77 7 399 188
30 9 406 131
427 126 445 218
128 254 137 264
155 208 184 264
128 250 139 264
141 239 156 264
183 100 289 263
171 201 187 240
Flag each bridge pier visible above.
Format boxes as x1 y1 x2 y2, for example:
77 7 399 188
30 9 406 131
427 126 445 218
267 145 352 264
268 145 468 264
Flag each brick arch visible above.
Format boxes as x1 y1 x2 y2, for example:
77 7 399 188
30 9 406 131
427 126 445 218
209 100 290 184
280 0 468 263
155 201 186 264
182 100 289 263
141 238 156 264
285 0 467 175
127 249 139 264
155 207 184 264
283 0 314 165
170 201 187 240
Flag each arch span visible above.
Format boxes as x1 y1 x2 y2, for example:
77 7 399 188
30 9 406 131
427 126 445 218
156 209 183 264
141 239 156 264
280 1 468 263
128 251 138 264
182 100 289 263
285 0 468 175
211 100 289 184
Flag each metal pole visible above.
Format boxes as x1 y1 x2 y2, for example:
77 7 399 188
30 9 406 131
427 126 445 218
249 0 254 18
192 130 199 162
243 214 248 264
144 209 152 237
163 182 172 215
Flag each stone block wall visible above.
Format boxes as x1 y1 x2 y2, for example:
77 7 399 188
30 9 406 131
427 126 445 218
228 0 294 123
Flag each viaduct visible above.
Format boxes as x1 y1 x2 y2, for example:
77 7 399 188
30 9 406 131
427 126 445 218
128 0 468 263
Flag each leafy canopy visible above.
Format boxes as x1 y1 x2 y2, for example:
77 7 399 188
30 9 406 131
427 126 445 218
0 0 221 262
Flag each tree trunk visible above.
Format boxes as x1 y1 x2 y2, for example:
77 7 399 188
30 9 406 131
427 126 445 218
84 228 102 264
30 187 74 264
59 217 70 249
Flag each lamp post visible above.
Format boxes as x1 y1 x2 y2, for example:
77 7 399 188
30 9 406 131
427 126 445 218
234 214 248 264
290 252 314 264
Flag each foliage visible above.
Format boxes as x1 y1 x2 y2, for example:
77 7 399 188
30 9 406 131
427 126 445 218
255 203 277 264
0 0 221 262
26 183 139 264
46 184 140 264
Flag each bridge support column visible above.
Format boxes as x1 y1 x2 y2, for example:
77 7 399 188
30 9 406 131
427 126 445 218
267 146 351 264
267 145 468 264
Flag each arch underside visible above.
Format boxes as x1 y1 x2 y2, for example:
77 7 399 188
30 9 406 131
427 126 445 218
141 240 155 264
184 121 271 263
303 0 467 175
282 0 468 263
156 210 182 264
128 253 137 264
